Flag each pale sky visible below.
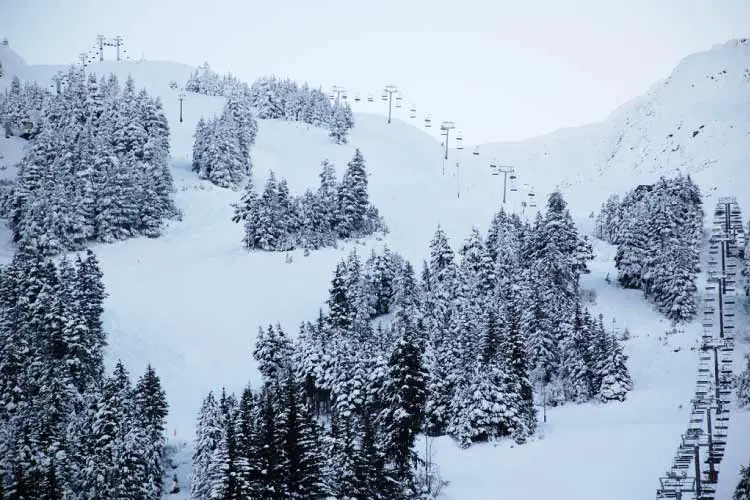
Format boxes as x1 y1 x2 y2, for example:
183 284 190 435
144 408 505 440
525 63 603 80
1 0 748 143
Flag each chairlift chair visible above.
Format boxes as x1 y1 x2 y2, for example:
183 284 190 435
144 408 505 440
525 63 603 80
341 92 348 100
472 146 480 156
409 105 416 118
354 93 361 103
456 136 463 150
425 115 432 128
490 161 499 175
367 94 374 103
381 91 388 101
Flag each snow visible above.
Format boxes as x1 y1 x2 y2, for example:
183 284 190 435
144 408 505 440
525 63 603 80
1 38 750 498
0 136 25 180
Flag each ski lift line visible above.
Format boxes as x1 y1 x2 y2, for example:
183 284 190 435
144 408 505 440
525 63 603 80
653 197 744 500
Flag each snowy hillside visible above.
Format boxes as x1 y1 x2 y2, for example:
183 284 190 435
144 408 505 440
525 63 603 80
469 38 750 229
1 38 749 499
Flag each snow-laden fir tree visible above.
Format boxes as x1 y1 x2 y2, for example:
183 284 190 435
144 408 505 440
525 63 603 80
736 463 750 500
328 104 350 144
253 324 294 385
737 354 750 409
337 148 370 238
134 364 169 498
597 331 633 402
191 391 223 500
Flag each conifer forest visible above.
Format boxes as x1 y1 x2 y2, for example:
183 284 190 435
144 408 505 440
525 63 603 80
1 31 750 500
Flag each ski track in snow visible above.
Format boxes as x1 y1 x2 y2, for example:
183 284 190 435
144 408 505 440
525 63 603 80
1 39 749 498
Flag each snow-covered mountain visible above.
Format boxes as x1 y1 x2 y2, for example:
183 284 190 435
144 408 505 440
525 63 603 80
470 38 750 227
0 38 748 499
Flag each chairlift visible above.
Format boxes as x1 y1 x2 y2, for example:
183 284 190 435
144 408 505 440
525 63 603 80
456 136 464 150
342 92 348 100
354 93 361 103
396 92 403 101
367 94 374 103
490 161 499 175
395 100 402 109
472 145 480 156
381 91 388 101
510 173 518 192
528 190 537 208
425 115 432 128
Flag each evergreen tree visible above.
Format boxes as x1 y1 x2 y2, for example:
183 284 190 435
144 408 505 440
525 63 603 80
134 365 169 498
254 387 285 499
232 174 260 248
337 149 369 238
736 354 750 409
233 386 258 497
448 362 514 447
327 261 352 332
253 324 294 385
192 391 222 500
736 463 750 500
500 285 537 440
597 334 633 402
278 372 326 498
328 105 349 144
378 309 427 488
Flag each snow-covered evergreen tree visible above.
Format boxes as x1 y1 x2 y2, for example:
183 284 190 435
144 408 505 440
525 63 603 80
134 364 169 498
328 104 350 144
191 391 222 500
736 463 750 500
737 354 750 409
337 148 370 238
378 308 427 489
253 324 294 386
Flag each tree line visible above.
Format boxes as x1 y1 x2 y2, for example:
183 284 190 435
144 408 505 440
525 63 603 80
186 67 355 145
248 76 354 144
231 149 387 252
595 174 703 322
192 191 632 498
0 246 169 498
1 68 178 256
185 62 248 97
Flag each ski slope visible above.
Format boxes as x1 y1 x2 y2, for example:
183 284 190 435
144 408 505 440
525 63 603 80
2 39 750 499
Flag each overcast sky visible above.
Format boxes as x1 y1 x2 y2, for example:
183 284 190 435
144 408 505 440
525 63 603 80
1 0 748 143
